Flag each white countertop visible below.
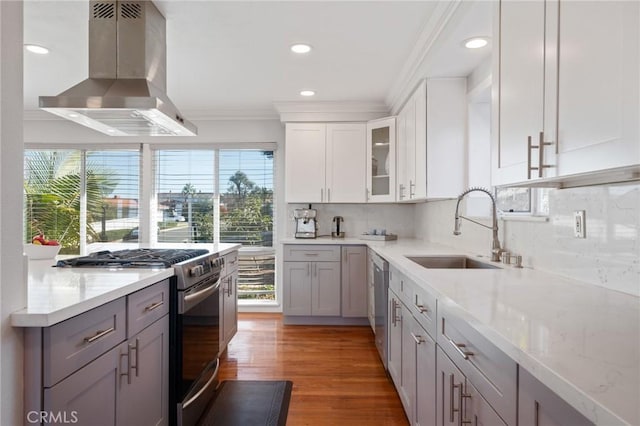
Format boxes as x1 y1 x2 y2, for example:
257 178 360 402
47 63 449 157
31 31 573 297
283 237 640 426
11 243 241 327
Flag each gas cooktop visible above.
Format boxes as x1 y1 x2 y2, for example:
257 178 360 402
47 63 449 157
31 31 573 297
56 248 210 269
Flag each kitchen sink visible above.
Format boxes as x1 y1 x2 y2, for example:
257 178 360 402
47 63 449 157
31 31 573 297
405 255 501 269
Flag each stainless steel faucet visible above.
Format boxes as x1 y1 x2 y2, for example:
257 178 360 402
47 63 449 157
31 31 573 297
453 187 504 262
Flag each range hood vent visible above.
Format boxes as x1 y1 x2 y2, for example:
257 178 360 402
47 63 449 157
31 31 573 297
39 0 197 136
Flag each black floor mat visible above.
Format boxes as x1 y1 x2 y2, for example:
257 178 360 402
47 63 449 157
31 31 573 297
198 380 293 426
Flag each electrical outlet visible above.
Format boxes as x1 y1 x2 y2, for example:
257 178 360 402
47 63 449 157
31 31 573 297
574 210 586 238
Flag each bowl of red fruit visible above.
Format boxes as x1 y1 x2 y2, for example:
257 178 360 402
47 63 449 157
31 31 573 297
24 234 61 259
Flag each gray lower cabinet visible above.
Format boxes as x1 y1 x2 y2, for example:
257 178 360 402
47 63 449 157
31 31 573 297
283 245 342 317
341 246 367 317
283 260 341 316
413 315 436 426
438 307 517 426
27 280 170 426
118 315 169 426
388 291 403 388
436 346 466 426
220 250 239 353
390 286 437 426
221 272 238 351
436 346 506 426
519 367 594 426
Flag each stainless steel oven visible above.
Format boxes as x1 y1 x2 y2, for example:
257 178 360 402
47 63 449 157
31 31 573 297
171 254 224 426
56 248 224 426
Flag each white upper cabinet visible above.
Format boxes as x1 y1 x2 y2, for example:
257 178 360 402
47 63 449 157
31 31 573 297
397 79 466 201
397 84 419 201
555 1 639 176
425 78 466 199
285 123 326 203
493 0 639 187
366 117 397 202
326 124 367 203
285 123 366 203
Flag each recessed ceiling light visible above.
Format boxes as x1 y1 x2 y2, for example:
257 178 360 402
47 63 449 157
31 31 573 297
291 44 312 54
300 90 315 97
464 37 489 49
24 44 49 55
68 113 79 118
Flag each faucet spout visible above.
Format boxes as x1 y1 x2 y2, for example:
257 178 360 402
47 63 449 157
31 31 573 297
453 187 503 261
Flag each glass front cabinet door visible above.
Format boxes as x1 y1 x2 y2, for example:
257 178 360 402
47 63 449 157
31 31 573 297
366 117 396 202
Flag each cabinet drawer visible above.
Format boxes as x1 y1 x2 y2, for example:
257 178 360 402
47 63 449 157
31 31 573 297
409 283 437 339
43 298 126 387
439 308 517 426
284 245 340 262
223 250 239 275
389 264 414 304
127 279 169 337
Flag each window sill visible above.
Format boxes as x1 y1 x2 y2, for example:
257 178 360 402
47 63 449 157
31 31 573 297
499 214 549 223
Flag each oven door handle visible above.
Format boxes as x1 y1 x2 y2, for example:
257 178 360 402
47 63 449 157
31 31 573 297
180 278 220 313
182 359 220 410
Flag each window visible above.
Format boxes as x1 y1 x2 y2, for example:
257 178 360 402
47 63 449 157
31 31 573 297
153 148 276 302
155 150 215 243
496 187 549 217
24 149 140 254
219 150 275 302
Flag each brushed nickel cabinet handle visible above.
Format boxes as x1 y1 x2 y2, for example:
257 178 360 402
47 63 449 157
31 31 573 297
144 300 164 312
449 373 458 422
459 381 472 426
320 188 323 202
410 332 425 345
307 263 310 276
448 337 474 360
130 339 139 378
120 348 130 386
328 188 331 202
415 304 428 314
527 135 534 179
83 327 115 344
409 180 415 198
538 131 553 178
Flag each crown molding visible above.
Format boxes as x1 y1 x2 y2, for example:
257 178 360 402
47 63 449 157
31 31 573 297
273 101 389 123
182 108 280 121
386 0 463 114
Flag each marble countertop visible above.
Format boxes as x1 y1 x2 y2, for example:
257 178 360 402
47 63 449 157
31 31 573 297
283 237 640 425
11 243 241 327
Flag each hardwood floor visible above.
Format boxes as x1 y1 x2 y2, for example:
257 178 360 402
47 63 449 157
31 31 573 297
218 313 408 425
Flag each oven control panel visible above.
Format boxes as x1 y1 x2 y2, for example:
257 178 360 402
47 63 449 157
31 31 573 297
188 256 223 278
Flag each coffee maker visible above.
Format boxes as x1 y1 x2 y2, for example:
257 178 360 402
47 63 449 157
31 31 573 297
294 205 318 239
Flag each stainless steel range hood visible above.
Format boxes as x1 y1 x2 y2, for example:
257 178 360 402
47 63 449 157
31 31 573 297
39 0 197 136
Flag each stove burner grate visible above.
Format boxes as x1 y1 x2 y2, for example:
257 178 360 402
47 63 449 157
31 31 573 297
56 248 210 268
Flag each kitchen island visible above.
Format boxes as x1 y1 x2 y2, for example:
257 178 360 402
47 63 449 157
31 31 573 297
12 243 240 426
282 237 640 426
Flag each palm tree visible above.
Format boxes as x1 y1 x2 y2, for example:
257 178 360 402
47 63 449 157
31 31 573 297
181 183 196 204
24 151 117 252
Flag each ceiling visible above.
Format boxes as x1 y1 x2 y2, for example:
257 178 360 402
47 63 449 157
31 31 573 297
23 1 492 118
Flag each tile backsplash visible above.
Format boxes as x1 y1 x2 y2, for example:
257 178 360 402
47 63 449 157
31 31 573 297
285 203 415 239
414 183 640 296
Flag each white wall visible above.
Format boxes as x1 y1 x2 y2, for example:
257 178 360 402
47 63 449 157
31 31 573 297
0 1 25 424
415 182 640 297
